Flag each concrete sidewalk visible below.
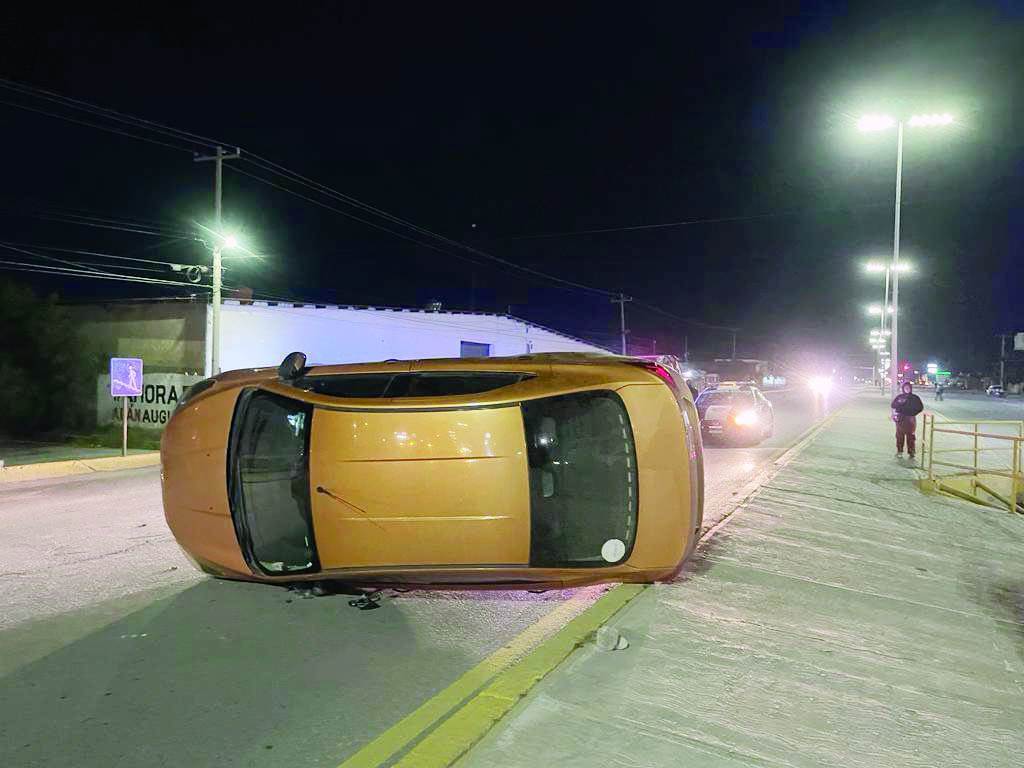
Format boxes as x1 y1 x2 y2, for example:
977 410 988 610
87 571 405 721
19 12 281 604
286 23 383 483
458 393 1024 767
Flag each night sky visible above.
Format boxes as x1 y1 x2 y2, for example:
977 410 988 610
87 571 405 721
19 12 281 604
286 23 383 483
2 2 1022 369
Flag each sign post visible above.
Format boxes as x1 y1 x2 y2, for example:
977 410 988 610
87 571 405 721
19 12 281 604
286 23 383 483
110 358 144 457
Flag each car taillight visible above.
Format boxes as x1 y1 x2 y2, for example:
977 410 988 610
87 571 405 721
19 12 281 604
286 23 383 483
631 360 681 395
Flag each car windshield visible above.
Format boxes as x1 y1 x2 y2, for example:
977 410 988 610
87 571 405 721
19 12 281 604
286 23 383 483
698 391 750 407
522 391 638 567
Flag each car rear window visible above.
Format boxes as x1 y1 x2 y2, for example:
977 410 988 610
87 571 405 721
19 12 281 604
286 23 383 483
522 391 638 567
230 390 318 575
297 371 530 399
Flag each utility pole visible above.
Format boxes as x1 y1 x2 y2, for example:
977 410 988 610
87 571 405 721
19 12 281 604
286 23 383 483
194 145 241 375
611 293 632 355
731 330 737 360
998 333 1011 388
683 335 689 363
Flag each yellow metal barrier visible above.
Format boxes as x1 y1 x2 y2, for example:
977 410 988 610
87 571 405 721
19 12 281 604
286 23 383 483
921 413 1024 513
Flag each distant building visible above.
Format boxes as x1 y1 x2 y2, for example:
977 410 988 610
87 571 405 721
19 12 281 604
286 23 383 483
694 358 785 389
66 298 610 431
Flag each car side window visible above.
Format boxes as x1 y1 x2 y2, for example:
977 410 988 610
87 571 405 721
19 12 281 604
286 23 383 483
299 373 407 398
408 372 530 397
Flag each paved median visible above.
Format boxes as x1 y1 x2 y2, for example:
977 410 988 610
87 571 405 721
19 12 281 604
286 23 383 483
454 392 1024 767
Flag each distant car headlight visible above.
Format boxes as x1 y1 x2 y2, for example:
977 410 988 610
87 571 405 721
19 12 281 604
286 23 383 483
733 409 759 426
809 376 832 395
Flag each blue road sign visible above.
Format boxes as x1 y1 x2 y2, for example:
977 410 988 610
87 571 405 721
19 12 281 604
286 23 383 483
110 357 144 397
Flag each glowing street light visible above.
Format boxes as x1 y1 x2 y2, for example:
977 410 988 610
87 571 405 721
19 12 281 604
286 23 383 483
864 261 912 273
856 110 953 394
857 114 896 132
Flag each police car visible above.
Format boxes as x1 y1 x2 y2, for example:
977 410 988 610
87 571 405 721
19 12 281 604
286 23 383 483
694 381 774 445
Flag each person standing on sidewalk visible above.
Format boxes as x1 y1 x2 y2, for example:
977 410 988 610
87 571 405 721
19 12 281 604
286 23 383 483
891 381 924 459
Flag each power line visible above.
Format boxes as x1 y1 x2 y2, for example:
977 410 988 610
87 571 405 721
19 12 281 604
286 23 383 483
239 155 617 297
3 77 729 332
0 241 189 267
0 98 194 154
507 201 897 240
0 77 228 150
34 211 192 237
0 260 209 289
632 299 738 332
27 212 191 238
227 165 495 271
0 242 110 277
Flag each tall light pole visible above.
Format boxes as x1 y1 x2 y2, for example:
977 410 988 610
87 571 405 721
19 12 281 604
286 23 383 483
890 119 904 397
864 260 909 390
857 112 952 394
195 145 241 375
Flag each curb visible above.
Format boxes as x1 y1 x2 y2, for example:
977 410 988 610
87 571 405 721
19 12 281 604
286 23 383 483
0 452 161 483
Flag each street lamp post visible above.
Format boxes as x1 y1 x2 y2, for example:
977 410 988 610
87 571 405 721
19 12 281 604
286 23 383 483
890 119 904 397
857 112 952 394
194 145 241 376
864 261 909 391
879 264 889 391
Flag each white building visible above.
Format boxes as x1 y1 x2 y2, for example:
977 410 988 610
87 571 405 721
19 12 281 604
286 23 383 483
73 298 610 431
214 300 608 374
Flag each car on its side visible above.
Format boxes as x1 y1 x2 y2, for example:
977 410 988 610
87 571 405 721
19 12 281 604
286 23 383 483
160 352 704 590
694 381 774 445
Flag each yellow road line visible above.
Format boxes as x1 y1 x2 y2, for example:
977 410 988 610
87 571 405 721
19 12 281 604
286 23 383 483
337 586 621 768
393 583 645 768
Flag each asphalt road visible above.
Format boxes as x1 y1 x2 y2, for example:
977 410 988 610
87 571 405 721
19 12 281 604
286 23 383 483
925 388 1024 422
701 386 848 529
0 387 845 768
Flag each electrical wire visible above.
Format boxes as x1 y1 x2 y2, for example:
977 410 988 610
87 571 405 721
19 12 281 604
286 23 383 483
507 201 898 240
2 77 727 331
0 78 228 150
0 242 110 277
227 165 497 271
240 154 617 298
0 241 190 267
29 210 194 237
0 260 210 289
0 98 194 154
632 299 738 332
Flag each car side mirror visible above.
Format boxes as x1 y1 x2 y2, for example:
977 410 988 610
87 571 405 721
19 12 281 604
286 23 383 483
278 351 307 382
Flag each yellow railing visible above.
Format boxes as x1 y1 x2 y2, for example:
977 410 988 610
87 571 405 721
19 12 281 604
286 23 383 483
920 413 1024 513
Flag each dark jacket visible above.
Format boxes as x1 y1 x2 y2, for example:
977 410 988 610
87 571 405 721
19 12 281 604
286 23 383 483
891 391 924 421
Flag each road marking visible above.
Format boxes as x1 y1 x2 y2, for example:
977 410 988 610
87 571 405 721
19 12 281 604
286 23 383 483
337 586 612 768
391 584 645 768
